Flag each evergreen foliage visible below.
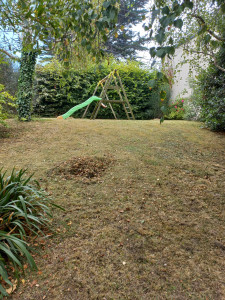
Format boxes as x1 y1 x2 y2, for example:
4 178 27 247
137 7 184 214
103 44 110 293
105 0 149 59
197 46 225 131
17 51 37 121
33 61 170 120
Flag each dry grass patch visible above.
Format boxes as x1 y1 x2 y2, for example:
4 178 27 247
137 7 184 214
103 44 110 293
0 118 224 300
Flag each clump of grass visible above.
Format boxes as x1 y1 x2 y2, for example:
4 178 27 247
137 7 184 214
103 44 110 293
0 168 62 298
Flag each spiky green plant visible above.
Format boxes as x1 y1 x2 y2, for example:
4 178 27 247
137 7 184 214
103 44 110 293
0 168 63 298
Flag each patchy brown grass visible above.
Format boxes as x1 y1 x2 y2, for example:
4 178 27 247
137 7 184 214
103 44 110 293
0 118 225 300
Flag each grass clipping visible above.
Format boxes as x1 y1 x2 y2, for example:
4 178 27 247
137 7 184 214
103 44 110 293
48 156 114 182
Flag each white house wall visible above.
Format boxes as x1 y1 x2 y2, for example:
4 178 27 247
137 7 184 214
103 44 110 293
168 46 208 100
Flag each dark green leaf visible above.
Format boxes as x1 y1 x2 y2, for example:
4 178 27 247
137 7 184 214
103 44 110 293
168 37 173 45
172 1 179 11
155 29 165 44
103 1 111 9
149 29 153 38
109 7 116 20
162 6 170 15
184 0 194 9
157 72 164 80
37 5 45 17
148 79 156 88
174 19 183 29
150 47 156 58
151 8 160 24
198 25 207 35
156 48 166 58
160 16 171 28
160 106 168 114
204 34 211 44
160 116 164 124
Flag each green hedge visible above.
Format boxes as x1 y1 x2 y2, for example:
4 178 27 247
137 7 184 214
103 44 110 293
33 61 170 120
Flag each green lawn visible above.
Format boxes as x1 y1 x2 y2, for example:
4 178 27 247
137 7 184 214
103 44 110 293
1 119 225 300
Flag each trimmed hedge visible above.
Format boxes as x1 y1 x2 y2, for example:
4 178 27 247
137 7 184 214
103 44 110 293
33 61 170 120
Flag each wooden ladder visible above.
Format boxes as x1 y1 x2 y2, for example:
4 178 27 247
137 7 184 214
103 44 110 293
82 69 135 120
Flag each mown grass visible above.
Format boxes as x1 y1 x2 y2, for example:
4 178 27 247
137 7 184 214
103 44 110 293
0 119 224 300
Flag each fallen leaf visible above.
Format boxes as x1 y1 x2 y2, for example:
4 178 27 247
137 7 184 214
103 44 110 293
6 279 17 294
30 280 37 287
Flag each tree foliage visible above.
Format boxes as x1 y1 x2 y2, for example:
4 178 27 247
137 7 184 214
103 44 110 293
0 0 119 120
0 0 119 58
0 84 15 125
194 46 225 130
105 0 150 59
148 0 225 71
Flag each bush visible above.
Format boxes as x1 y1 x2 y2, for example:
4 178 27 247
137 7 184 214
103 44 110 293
0 84 16 126
0 168 62 297
33 60 171 120
183 98 201 121
194 47 225 131
165 98 185 120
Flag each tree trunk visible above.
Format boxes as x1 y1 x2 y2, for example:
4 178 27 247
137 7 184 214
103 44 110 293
17 50 37 121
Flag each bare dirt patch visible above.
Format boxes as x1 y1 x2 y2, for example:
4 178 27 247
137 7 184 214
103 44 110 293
47 156 114 182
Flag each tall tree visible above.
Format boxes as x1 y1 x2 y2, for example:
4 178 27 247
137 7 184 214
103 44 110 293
0 0 119 120
105 0 150 59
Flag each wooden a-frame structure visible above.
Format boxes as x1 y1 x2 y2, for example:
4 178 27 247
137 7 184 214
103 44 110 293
82 69 135 120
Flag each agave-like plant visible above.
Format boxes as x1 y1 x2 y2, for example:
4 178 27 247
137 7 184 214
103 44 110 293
0 168 63 297
0 232 37 297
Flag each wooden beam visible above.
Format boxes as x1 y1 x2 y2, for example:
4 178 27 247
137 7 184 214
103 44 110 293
107 86 121 91
102 100 124 103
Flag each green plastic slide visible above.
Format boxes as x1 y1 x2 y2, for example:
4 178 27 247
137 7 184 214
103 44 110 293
57 96 102 120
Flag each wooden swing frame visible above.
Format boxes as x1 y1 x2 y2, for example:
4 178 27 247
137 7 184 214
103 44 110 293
82 69 135 120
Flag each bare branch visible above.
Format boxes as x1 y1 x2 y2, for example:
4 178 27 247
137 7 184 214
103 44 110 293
183 45 225 72
213 62 225 72
0 49 20 61
191 14 225 42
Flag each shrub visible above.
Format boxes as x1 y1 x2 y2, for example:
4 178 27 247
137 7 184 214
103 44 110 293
0 84 16 126
33 59 171 120
183 98 201 121
165 98 185 120
193 46 225 131
0 168 62 297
